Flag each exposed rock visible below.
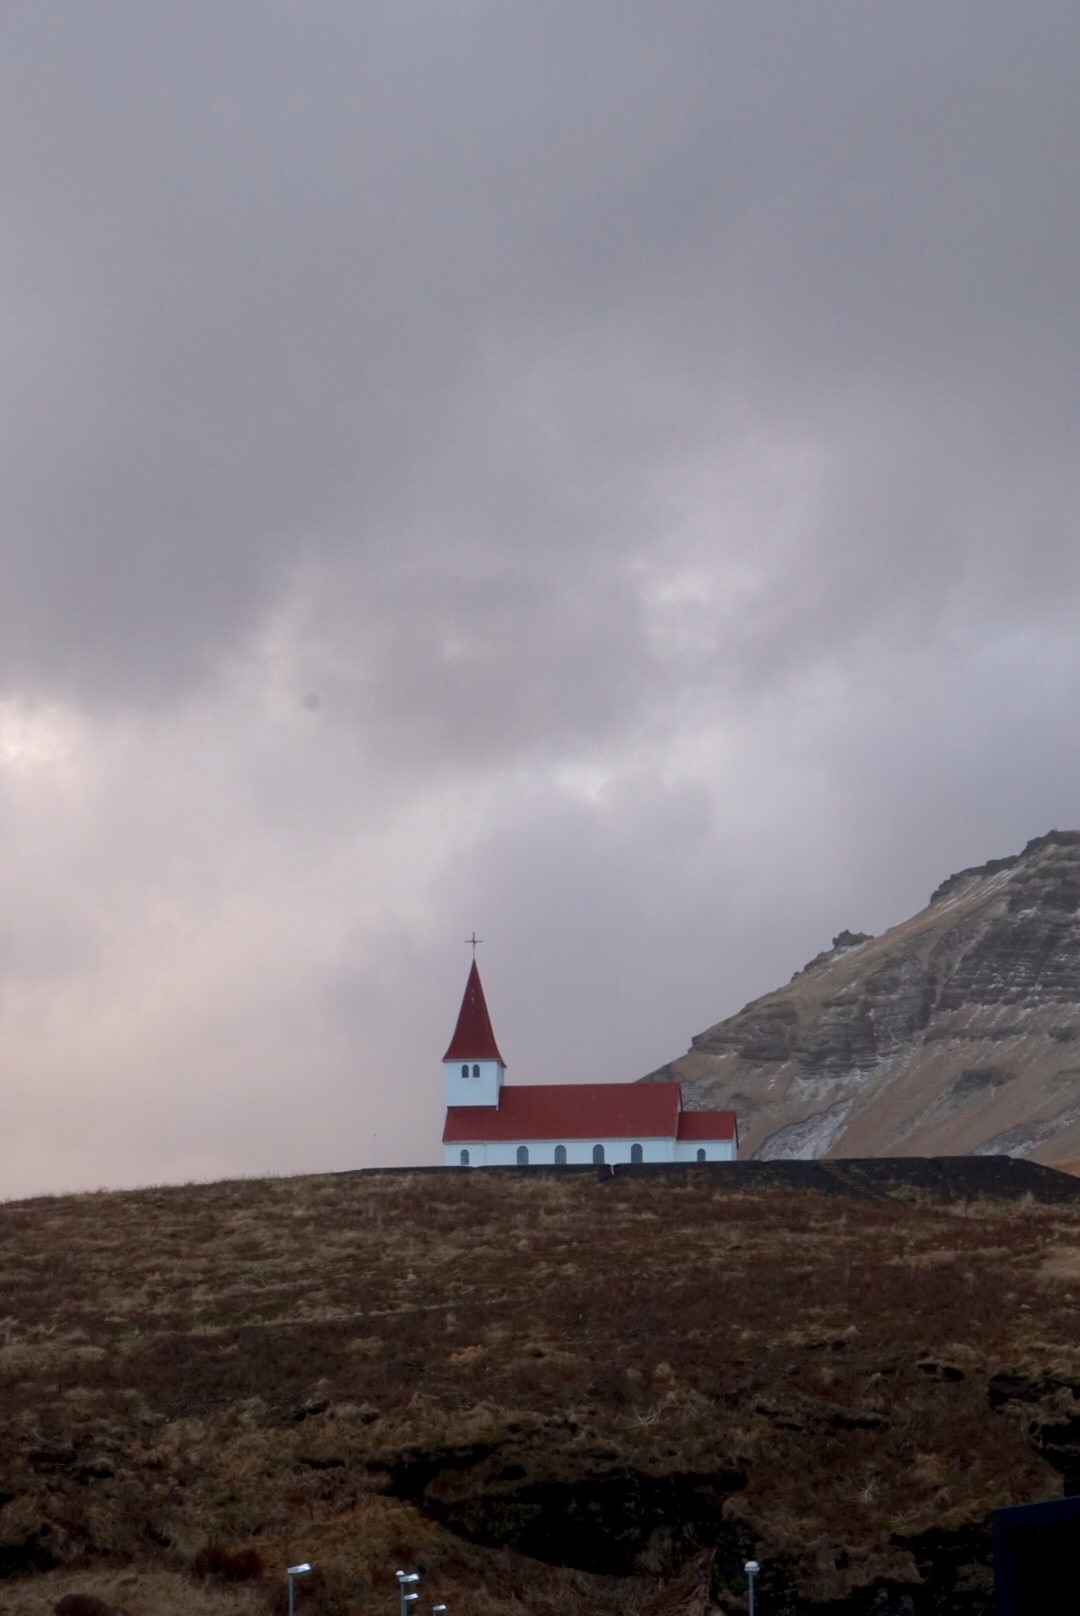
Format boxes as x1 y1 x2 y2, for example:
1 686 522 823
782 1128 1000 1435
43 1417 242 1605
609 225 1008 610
651 833 1080 1162
806 1522 995 1616
382 1437 745 1576
985 1370 1080 1493
795 931 876 978
928 830 1080 906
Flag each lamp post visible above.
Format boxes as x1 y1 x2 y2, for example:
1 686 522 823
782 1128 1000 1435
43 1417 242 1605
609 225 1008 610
397 1569 420 1616
745 1560 759 1616
433 1604 447 1616
287 1563 312 1616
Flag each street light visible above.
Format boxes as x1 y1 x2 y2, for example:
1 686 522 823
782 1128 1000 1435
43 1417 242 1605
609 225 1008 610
287 1563 312 1616
397 1569 420 1616
745 1560 760 1616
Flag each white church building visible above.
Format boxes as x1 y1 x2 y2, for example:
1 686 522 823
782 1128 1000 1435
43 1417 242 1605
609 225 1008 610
441 959 738 1168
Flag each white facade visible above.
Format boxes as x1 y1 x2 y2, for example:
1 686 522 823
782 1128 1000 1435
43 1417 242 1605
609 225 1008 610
672 1137 736 1164
443 1056 504 1110
444 1134 737 1168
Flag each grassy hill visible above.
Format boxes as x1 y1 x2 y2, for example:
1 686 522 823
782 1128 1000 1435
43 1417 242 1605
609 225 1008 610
2 1163 1080 1615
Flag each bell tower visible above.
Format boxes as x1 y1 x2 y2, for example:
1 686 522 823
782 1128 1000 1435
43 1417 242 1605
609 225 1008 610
443 956 505 1109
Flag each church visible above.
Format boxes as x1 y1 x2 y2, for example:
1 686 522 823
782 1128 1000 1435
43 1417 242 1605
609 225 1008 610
441 957 738 1167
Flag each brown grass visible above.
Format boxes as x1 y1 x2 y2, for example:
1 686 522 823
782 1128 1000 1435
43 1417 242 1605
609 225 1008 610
0 1169 1077 1614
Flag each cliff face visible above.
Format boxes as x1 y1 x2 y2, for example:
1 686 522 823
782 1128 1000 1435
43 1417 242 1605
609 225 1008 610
648 831 1080 1162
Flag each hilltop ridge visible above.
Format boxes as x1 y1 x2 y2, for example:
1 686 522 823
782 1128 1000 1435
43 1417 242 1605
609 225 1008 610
645 833 1080 1163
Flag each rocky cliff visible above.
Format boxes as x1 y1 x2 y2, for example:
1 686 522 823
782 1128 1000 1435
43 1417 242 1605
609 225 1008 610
646 831 1080 1162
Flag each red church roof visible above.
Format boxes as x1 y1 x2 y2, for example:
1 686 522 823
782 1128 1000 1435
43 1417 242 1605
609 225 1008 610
443 1082 677 1142
442 959 506 1064
676 1109 738 1142
443 1083 736 1144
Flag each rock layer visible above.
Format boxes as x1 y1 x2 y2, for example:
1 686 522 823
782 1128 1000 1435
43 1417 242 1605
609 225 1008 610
646 831 1080 1162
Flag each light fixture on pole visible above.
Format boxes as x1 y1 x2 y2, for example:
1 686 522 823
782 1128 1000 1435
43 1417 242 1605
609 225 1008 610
397 1569 420 1616
433 1604 448 1616
287 1562 312 1616
745 1560 760 1616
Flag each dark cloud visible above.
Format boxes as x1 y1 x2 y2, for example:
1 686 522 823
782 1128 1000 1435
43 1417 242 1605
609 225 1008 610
1 3 1077 705
2 3 1080 1194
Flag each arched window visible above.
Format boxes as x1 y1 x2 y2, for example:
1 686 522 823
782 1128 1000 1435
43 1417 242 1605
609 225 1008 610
460 1149 470 1166
516 1145 529 1165
461 1064 468 1078
554 1145 567 1166
592 1143 605 1165
472 1063 480 1078
630 1143 643 1164
696 1148 706 1163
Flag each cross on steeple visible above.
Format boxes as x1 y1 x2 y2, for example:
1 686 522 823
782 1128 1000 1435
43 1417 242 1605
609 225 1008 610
465 932 483 958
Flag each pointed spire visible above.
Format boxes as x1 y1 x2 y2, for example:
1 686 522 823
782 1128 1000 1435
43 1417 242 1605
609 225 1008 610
443 959 506 1064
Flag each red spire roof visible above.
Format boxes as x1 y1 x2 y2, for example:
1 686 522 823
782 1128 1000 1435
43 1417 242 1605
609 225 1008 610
443 959 506 1064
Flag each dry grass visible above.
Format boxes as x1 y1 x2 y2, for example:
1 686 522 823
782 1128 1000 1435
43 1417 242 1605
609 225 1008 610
0 1168 1078 1614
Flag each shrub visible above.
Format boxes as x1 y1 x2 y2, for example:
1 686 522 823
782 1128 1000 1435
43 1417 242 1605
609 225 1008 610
54 1597 117 1616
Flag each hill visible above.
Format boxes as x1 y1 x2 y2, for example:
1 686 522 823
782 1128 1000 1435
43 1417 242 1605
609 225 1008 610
2 1162 1080 1616
646 831 1080 1163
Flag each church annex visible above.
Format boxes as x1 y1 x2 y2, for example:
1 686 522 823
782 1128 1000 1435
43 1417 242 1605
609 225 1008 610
441 958 738 1167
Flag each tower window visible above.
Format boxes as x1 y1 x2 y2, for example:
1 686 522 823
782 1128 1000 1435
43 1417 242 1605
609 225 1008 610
592 1143 605 1165
696 1148 706 1163
554 1145 567 1165
516 1145 529 1165
472 1063 480 1078
630 1143 643 1164
461 1064 468 1079
460 1149 470 1166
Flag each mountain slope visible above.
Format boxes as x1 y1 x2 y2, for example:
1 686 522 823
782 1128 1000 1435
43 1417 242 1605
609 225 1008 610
647 831 1080 1162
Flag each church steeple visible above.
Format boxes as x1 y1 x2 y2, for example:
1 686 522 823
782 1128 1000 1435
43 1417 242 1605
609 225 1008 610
443 958 505 1064
443 957 505 1108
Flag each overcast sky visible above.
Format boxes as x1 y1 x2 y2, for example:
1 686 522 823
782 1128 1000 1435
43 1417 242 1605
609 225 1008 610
2 2 1080 1197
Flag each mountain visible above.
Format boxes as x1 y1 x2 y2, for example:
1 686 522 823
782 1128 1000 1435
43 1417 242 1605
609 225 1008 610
645 831 1080 1163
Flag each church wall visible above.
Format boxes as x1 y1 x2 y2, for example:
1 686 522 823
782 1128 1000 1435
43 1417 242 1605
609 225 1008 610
443 1058 503 1108
493 1136 673 1167
673 1138 737 1162
443 1136 735 1167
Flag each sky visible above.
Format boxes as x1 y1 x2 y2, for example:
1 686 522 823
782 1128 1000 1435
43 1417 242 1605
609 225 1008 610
2 2 1080 1198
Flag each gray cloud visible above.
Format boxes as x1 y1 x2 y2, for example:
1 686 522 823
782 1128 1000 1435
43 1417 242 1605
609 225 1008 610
2 3 1080 1195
